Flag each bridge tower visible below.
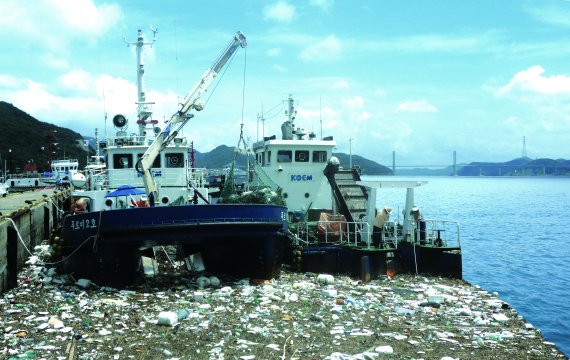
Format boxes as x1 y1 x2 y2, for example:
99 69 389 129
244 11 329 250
453 150 457 176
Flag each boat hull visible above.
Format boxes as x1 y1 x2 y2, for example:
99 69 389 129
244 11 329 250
60 204 288 284
286 244 393 280
397 241 462 279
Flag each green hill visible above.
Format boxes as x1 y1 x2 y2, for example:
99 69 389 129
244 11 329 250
2 102 568 177
0 101 90 175
458 157 570 176
194 145 392 175
332 153 392 175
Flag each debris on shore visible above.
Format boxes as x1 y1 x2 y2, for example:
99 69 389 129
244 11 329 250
1 246 567 359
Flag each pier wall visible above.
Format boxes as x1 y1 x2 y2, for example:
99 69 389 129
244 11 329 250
0 190 68 294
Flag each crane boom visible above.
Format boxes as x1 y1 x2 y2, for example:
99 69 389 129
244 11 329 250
136 31 247 204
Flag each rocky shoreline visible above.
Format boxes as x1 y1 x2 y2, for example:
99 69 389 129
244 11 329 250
1 249 568 359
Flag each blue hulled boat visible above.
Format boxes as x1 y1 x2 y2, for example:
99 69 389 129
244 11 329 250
58 29 288 285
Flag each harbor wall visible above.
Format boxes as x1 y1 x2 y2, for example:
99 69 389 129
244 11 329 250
0 190 68 294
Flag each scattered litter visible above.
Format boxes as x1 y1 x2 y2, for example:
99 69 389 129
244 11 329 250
1 246 566 359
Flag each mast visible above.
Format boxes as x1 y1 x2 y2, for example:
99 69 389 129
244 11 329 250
125 28 158 136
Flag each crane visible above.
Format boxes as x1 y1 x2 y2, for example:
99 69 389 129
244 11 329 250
135 31 247 205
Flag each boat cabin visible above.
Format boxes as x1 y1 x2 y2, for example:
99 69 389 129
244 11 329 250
250 123 336 218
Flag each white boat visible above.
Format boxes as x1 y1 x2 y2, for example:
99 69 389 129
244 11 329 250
42 158 79 187
244 95 462 278
3 158 79 189
0 182 8 197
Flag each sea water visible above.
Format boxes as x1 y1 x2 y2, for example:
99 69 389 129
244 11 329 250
362 175 570 356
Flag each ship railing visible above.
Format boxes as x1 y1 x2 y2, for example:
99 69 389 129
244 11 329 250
293 220 371 247
407 218 461 248
87 170 109 190
106 135 148 147
187 168 208 188
380 221 401 248
6 173 42 179
52 159 78 164
107 168 188 187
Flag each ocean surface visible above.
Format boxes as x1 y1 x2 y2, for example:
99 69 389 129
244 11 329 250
362 175 570 356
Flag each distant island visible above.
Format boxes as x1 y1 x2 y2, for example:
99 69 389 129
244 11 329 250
1 101 568 177
193 146 570 177
396 157 570 176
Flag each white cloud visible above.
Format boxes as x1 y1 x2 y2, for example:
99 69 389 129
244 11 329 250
498 66 570 96
300 35 342 62
296 106 339 132
340 96 369 124
5 79 102 130
267 48 282 57
396 100 438 113
332 80 349 90
504 116 519 126
263 1 295 23
0 74 24 89
342 96 364 108
524 4 570 28
0 0 122 51
374 88 388 98
40 53 69 70
310 0 334 12
60 70 94 93
272 64 288 72
359 32 500 54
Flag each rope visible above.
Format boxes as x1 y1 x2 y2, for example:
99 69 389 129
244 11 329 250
5 218 34 257
45 197 64 216
4 217 95 266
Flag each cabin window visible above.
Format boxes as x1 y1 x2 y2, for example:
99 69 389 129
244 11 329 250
113 154 133 169
295 150 309 162
137 153 161 168
260 152 265 166
313 151 327 163
165 153 184 168
277 150 292 163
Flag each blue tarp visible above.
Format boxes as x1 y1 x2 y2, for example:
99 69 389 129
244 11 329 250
105 184 145 198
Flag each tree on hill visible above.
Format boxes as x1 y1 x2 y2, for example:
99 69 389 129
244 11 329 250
457 157 570 176
0 101 90 174
332 153 392 175
193 145 392 175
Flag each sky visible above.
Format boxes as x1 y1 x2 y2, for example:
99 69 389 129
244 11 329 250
1 0 570 167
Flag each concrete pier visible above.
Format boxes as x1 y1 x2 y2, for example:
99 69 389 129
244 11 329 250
0 188 69 293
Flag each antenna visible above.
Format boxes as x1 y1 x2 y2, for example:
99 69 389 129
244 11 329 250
149 25 158 39
101 79 108 138
349 137 354 168
261 102 265 139
319 97 322 140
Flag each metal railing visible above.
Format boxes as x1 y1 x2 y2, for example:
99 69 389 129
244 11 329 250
403 219 461 248
293 220 371 247
291 218 460 250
